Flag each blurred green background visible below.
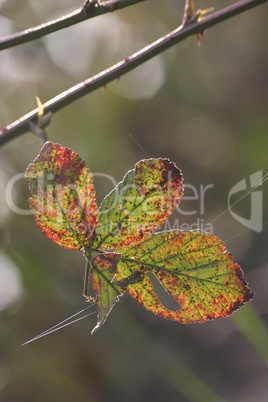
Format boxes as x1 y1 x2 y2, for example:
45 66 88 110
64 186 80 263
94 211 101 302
0 0 268 401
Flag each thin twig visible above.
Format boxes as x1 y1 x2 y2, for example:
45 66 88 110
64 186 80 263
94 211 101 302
0 0 267 146
0 0 146 51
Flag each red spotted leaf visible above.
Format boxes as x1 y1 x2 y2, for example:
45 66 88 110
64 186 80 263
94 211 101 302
116 230 254 323
25 143 254 334
87 253 124 333
25 142 98 250
94 158 183 251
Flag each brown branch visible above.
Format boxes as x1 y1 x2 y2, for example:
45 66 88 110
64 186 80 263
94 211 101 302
0 0 267 146
0 0 146 51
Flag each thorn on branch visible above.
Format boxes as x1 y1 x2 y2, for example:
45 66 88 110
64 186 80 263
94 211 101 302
182 0 214 43
196 31 204 46
0 126 7 134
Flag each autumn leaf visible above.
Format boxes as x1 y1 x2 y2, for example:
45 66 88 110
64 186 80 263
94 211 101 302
116 230 254 323
87 253 124 334
25 143 254 334
25 142 98 250
94 158 183 251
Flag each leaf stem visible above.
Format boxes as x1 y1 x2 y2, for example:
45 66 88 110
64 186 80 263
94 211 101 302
0 0 267 146
83 259 95 301
0 0 146 51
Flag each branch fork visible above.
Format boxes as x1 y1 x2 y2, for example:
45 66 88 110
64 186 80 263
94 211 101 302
182 0 214 44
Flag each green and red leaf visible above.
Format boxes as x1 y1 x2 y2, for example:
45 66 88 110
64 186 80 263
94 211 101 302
25 141 98 250
116 230 254 323
25 143 254 332
94 158 183 251
88 253 124 333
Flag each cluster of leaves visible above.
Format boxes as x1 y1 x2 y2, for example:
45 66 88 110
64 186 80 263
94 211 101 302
25 142 254 333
